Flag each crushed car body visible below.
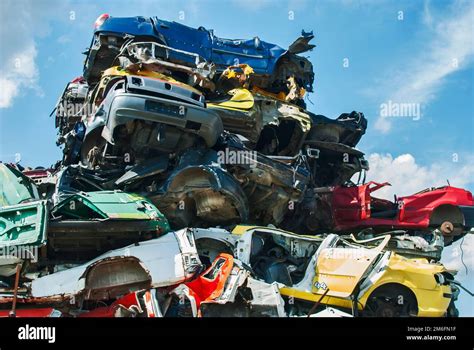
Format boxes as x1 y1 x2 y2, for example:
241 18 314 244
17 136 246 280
194 225 460 317
0 163 171 267
311 182 474 245
167 253 286 317
30 229 201 301
73 69 223 169
48 190 170 262
84 15 315 100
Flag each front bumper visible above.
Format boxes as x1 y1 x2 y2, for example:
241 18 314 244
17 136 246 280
415 284 454 317
105 93 223 148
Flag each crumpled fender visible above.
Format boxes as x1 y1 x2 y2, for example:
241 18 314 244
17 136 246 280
158 164 249 222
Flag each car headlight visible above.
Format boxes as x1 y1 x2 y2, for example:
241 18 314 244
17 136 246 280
434 273 445 285
434 272 455 285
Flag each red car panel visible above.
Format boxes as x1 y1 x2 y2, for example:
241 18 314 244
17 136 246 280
0 308 61 317
79 289 160 317
331 182 474 233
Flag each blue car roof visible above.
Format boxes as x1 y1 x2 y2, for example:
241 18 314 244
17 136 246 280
94 16 290 74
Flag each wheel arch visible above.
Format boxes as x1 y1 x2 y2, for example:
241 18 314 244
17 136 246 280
364 282 419 316
429 203 465 226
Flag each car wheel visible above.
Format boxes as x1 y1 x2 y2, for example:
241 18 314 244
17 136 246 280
365 285 417 317
371 297 414 317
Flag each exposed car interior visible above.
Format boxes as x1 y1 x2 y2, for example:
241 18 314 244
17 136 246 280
249 230 322 286
370 196 399 219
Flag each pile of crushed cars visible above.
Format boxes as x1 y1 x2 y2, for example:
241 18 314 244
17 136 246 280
1 14 473 318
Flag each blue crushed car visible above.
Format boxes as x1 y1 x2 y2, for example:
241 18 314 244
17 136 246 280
84 14 315 94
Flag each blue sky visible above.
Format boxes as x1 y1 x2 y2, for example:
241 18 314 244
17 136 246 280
0 0 473 315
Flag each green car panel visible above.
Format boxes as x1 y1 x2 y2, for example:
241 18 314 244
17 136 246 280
48 190 170 261
0 164 40 206
52 191 170 226
0 200 48 248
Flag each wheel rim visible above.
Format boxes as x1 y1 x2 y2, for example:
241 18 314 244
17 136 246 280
440 221 455 235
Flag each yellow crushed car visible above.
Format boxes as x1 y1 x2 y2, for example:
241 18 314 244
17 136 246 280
208 88 312 157
91 65 204 107
197 225 459 317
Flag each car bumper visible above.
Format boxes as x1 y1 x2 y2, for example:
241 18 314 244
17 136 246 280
105 92 223 147
415 284 453 317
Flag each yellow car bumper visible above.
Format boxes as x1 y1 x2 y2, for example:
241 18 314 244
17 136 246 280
279 283 453 317
413 285 452 317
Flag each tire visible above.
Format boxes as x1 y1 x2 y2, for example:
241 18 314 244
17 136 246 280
364 284 418 317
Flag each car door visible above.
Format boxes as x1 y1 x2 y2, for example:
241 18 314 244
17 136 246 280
311 235 390 298
0 164 47 250
0 200 48 250
332 184 370 225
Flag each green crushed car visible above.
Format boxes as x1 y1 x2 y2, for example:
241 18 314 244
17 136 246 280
0 164 170 272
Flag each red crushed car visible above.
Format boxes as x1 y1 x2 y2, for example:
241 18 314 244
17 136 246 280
0 308 62 318
79 254 234 318
78 289 162 318
22 167 55 187
319 182 474 243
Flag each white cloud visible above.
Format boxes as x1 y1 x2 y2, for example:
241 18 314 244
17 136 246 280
0 42 40 108
364 152 474 315
375 1 474 132
0 1 42 108
0 0 73 109
0 78 19 108
422 0 434 27
373 115 391 134
364 153 474 199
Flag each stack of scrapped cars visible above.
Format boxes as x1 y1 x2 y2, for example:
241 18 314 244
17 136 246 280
1 14 473 318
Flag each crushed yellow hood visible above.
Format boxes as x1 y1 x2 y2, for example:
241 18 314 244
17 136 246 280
208 88 255 111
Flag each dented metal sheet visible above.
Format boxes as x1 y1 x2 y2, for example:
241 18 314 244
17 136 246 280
30 229 202 299
192 225 459 317
208 89 312 155
168 253 286 317
84 16 315 94
52 190 168 221
0 200 48 249
0 163 40 206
